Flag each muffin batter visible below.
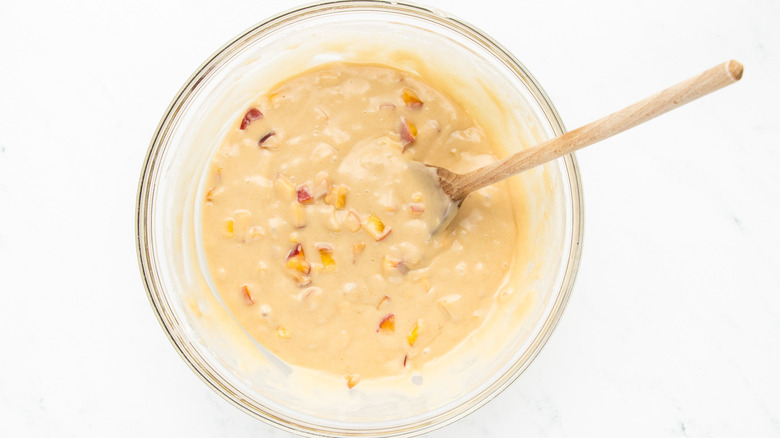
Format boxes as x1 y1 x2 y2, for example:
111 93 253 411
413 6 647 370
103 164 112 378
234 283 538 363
201 62 524 385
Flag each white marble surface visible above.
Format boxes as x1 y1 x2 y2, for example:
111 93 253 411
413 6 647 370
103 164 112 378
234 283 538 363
1 0 778 436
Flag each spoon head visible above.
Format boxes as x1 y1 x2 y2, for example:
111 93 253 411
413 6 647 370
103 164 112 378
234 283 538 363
406 161 461 236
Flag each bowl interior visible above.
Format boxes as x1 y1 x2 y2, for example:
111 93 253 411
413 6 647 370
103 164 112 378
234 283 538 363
137 2 582 436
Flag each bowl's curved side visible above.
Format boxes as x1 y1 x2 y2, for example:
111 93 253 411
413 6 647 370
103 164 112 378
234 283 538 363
136 1 584 437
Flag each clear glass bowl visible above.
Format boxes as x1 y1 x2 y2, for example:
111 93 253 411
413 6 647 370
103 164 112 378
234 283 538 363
136 1 583 436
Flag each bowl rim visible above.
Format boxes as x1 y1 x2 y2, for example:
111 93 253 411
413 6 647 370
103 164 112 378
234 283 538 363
136 1 584 436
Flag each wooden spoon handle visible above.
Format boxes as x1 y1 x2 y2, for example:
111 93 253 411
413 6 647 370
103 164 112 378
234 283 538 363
448 60 743 200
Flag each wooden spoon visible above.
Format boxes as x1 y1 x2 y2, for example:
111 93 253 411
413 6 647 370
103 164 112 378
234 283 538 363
428 60 743 208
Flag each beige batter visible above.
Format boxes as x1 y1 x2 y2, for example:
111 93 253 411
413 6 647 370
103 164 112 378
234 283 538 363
201 62 527 386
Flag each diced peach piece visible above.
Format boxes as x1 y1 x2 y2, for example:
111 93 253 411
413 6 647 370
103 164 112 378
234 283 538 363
286 242 304 258
258 131 278 149
286 257 311 275
205 187 216 202
240 285 254 305
324 185 348 209
224 218 234 238
377 313 395 333
296 184 314 204
291 203 306 228
364 214 391 241
345 374 361 389
285 243 311 275
290 272 312 287
325 209 342 232
320 252 336 270
316 243 336 270
407 320 421 346
408 202 424 217
344 210 362 233
402 88 423 108
335 187 348 208
274 174 296 199
323 187 336 206
399 116 417 148
313 171 331 199
276 326 290 338
320 248 335 263
299 286 322 301
352 242 365 263
437 294 462 321
248 225 265 239
240 107 263 130
383 255 408 275
376 295 390 310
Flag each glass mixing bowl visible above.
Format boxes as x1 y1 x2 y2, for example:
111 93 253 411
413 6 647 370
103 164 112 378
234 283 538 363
136 1 583 436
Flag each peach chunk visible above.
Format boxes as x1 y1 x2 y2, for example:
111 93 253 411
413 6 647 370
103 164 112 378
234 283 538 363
344 210 362 233
345 374 361 389
274 174 296 199
313 172 331 199
377 313 395 333
352 242 366 263
408 202 425 217
316 243 336 270
205 187 216 202
402 88 423 108
324 185 348 209
240 107 263 130
258 131 278 149
383 255 408 275
224 218 234 238
285 243 311 275
296 184 314 204
292 203 306 228
364 214 391 241
240 285 254 305
248 226 265 239
407 320 421 346
376 295 390 310
399 116 417 148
